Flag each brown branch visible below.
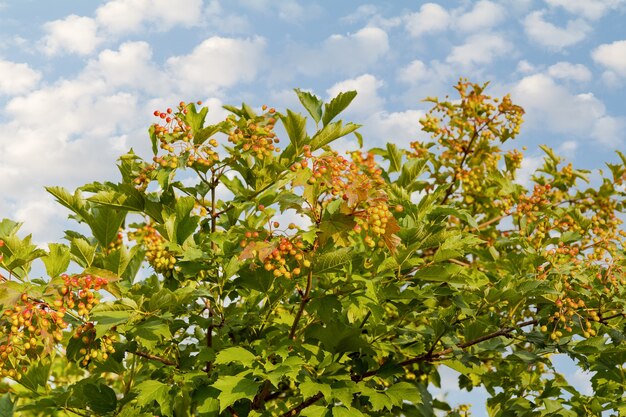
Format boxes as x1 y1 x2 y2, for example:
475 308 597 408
289 270 313 340
128 350 177 367
476 213 510 230
251 380 272 410
227 406 240 417
599 312 626 323
281 392 324 417
356 318 538 381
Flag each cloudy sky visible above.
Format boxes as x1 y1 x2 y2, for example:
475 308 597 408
0 0 624 412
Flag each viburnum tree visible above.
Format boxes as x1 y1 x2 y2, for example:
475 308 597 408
1 80 625 417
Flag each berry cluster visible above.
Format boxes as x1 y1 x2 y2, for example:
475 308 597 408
292 149 400 249
105 229 124 253
227 106 280 160
132 164 155 191
130 224 177 276
57 274 108 317
151 102 222 170
241 226 310 279
0 294 66 379
73 322 115 366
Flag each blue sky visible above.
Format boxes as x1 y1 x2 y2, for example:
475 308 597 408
0 0 625 414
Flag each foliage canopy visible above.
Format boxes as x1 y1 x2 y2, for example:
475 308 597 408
1 80 626 416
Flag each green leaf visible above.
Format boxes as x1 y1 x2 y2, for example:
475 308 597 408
301 405 329 417
0 394 13 417
295 89 323 124
299 381 331 401
213 374 260 413
175 196 199 244
280 109 309 160
332 406 365 417
135 380 172 416
69 237 96 267
397 158 427 188
18 361 51 393
215 347 257 367
83 383 117 414
91 310 133 339
385 382 422 406
88 185 144 212
313 247 353 274
322 91 357 126
134 317 172 350
318 213 355 247
310 121 360 151
412 263 464 282
42 243 70 278
89 206 126 247
386 143 402 173
45 186 91 222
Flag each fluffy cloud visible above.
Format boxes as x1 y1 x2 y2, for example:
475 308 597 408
397 60 431 85
523 11 591 50
405 3 450 37
166 36 266 96
40 15 101 55
293 27 389 76
547 62 592 82
447 33 512 67
95 0 203 34
327 74 384 116
511 74 624 146
326 74 424 145
592 40 626 77
0 60 42 95
545 0 626 20
83 41 166 92
457 0 506 32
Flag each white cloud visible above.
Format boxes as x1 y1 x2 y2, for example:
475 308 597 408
0 61 42 95
545 0 626 20
523 11 591 50
236 0 322 22
294 27 389 76
40 15 101 56
517 60 536 73
547 62 592 82
558 140 578 158
327 74 424 146
511 74 624 146
165 36 266 96
405 3 451 37
457 0 506 32
592 40 626 77
327 74 384 116
447 33 512 67
592 116 626 146
83 41 166 92
398 60 431 84
204 0 250 33
95 0 203 34
367 109 425 143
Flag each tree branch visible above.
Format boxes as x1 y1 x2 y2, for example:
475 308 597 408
128 350 177 367
289 270 313 340
356 318 538 381
281 392 324 417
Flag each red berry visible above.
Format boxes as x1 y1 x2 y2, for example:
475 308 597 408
166 108 172 114
153 110 160 116
160 113 166 119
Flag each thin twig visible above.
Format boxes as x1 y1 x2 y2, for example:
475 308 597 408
128 350 177 367
281 393 324 417
289 270 313 340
